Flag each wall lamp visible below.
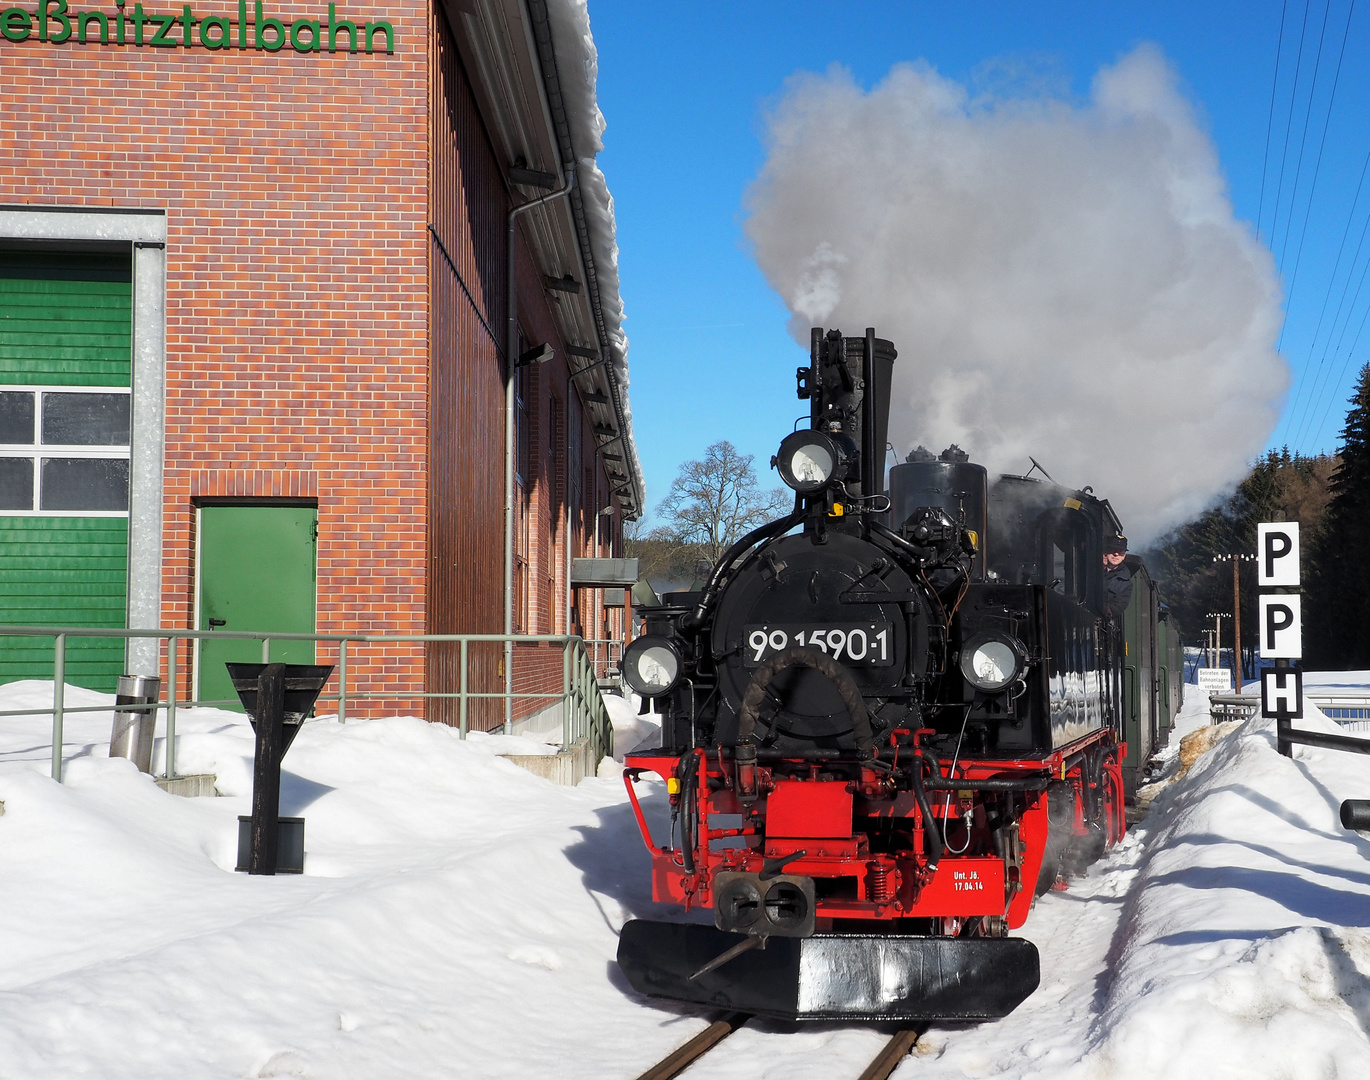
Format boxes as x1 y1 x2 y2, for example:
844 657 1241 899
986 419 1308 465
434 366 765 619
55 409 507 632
544 273 582 294
517 343 554 367
509 164 560 189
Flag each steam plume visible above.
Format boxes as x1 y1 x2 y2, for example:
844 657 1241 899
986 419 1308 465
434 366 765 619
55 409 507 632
745 46 1287 543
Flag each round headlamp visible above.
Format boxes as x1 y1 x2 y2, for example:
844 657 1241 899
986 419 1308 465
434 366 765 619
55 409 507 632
960 631 1026 693
775 430 843 494
622 635 684 697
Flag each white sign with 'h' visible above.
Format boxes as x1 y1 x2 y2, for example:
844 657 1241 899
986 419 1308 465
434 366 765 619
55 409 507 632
1261 667 1303 719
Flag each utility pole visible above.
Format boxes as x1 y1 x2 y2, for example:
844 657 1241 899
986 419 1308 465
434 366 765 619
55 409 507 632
1213 553 1256 693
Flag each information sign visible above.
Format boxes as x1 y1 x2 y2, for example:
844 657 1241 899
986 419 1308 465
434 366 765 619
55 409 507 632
1261 667 1303 720
1258 594 1302 659
1257 522 1300 587
1196 668 1233 694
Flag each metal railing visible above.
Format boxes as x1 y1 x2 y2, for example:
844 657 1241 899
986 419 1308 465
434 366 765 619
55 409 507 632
583 637 624 687
0 627 614 783
1206 692 1370 723
1207 693 1260 724
1309 694 1370 722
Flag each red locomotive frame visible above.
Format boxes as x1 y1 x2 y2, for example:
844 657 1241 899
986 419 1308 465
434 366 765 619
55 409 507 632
625 727 1125 931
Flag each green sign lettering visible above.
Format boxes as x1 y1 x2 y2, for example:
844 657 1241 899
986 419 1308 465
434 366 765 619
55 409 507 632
0 0 394 50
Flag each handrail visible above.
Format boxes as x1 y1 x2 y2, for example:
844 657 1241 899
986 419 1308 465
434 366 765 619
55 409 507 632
0 626 615 783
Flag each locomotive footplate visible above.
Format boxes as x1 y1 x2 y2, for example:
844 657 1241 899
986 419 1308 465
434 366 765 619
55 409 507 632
617 920 1040 1021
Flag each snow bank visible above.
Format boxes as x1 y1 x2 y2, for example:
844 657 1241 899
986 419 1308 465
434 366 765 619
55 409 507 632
6 675 1370 1077
1079 702 1370 1076
0 688 694 1080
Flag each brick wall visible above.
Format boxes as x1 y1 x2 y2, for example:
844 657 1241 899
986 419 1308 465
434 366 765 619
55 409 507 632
0 9 431 710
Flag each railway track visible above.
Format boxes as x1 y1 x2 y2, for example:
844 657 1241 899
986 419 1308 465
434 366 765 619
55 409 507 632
631 1013 928 1080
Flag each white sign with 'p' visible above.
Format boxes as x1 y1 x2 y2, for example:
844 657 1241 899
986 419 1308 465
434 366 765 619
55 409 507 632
1258 594 1302 658
1258 522 1300 587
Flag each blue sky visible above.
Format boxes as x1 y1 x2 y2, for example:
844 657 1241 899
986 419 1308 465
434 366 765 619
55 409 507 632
589 1 1370 524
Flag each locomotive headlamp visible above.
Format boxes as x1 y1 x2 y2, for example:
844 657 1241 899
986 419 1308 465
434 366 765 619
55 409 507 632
623 635 684 697
775 430 843 493
960 631 1027 693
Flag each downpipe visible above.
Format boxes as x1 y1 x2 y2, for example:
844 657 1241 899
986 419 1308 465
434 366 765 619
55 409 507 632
503 168 576 729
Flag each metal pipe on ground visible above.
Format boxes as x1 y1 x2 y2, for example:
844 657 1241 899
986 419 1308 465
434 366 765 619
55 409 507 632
108 674 162 773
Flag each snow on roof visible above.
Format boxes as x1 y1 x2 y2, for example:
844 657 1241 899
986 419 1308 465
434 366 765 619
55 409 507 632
543 0 646 515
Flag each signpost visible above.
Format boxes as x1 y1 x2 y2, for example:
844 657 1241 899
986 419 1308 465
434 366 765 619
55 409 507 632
227 662 333 874
1256 523 1302 757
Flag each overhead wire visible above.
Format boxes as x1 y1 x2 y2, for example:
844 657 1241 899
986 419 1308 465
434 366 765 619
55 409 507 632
1287 143 1370 446
1276 0 1354 331
1257 0 1292 241
1267 0 1316 253
1287 143 1364 446
1275 0 1335 280
1269 0 1367 452
1309 243 1370 441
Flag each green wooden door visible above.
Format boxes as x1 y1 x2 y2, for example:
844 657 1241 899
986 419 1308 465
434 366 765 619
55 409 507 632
197 505 317 710
0 250 133 691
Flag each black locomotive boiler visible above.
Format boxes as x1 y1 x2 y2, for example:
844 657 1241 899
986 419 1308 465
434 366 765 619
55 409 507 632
617 328 1146 1022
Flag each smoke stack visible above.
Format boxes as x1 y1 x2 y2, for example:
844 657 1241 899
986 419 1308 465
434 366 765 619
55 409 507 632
805 328 897 499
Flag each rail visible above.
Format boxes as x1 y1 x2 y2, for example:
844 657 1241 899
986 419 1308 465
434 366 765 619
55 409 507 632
0 626 614 783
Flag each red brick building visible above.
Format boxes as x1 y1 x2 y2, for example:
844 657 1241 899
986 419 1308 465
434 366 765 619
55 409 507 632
0 0 642 725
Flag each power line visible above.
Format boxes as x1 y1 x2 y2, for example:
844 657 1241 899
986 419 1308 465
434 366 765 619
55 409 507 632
1275 0 1333 277
1267 0 1315 252
1310 261 1370 443
1286 143 1370 446
1275 0 1354 324
1258 0 1292 240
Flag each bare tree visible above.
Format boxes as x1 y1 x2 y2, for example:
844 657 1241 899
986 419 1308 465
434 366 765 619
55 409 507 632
656 440 791 563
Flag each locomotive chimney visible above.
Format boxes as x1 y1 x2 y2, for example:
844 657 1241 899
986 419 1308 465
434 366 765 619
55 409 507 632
802 328 897 501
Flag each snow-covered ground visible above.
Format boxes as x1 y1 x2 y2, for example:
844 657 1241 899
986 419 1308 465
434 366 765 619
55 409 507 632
2 678 1370 1078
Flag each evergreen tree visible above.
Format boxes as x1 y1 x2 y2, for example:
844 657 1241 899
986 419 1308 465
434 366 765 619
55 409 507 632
1307 364 1370 667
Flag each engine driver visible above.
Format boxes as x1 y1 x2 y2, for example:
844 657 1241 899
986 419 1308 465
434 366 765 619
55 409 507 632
1103 533 1132 619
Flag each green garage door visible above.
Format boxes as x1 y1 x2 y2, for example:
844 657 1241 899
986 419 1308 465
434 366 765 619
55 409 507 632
0 250 132 691
197 505 317 710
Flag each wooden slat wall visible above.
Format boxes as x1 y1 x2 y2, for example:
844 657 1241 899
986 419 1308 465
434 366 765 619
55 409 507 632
0 251 132 387
0 250 131 690
427 7 510 728
0 517 128 689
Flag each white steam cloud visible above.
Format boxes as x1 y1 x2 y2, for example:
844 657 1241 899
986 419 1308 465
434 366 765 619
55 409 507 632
745 45 1287 544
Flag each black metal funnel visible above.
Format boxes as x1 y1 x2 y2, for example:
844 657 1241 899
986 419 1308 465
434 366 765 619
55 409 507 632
226 663 333 753
228 662 334 876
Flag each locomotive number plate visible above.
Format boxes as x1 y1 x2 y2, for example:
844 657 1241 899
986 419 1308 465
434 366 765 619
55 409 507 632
742 623 896 667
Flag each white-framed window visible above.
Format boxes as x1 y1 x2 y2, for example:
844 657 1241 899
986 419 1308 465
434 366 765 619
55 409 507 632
0 385 131 516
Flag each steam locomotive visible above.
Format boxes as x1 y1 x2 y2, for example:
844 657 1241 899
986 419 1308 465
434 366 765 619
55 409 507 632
616 328 1157 1022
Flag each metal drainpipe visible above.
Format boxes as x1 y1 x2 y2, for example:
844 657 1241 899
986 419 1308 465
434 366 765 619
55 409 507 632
505 168 576 731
